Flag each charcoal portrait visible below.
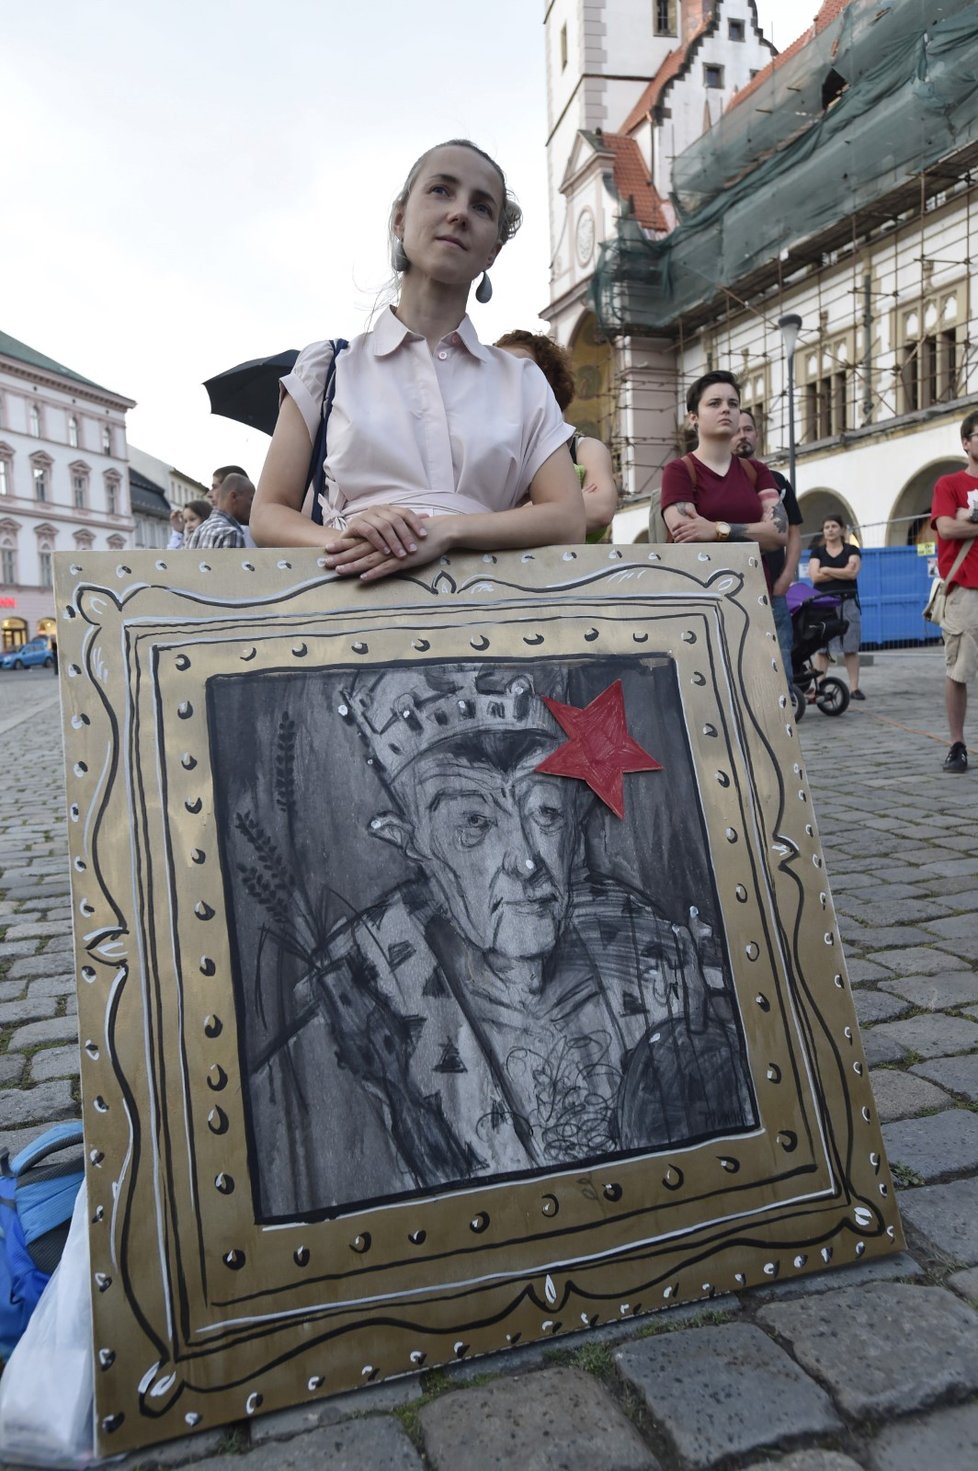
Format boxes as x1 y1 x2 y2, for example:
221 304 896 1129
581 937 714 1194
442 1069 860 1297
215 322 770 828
208 656 757 1221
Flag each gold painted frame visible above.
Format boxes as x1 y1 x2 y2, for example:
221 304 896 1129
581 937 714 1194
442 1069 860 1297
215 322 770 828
54 546 901 1457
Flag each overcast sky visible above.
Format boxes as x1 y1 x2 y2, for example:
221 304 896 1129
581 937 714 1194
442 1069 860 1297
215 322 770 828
2 1 818 488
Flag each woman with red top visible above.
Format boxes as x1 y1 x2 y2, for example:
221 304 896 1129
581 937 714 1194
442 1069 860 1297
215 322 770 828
660 371 787 559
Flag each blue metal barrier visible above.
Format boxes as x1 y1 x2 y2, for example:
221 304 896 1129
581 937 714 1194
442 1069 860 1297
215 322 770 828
798 546 941 648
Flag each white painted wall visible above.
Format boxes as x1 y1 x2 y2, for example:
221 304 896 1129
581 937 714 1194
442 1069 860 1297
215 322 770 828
0 356 134 620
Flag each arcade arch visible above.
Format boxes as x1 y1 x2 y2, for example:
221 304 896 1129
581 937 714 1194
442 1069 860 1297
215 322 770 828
888 459 962 546
1 617 27 652
568 312 616 447
797 489 861 549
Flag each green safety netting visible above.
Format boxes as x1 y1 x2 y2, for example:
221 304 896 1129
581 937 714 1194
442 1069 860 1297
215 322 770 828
590 0 978 336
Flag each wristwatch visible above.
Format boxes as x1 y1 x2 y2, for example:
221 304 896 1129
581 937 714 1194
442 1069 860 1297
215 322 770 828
714 521 732 541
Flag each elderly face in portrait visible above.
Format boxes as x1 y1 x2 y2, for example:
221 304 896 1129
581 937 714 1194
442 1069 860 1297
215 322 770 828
370 730 582 961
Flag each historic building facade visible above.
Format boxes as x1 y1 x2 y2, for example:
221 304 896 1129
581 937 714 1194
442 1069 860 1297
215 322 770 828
0 331 135 647
543 0 978 547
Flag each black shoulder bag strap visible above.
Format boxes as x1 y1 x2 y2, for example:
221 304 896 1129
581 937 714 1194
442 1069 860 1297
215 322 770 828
307 339 349 527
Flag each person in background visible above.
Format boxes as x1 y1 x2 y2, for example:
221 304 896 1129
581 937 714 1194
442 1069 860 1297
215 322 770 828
251 139 584 576
210 464 248 504
188 474 254 550
661 372 787 558
168 499 213 549
495 330 618 539
211 465 255 547
930 410 978 773
733 410 802 675
809 515 864 700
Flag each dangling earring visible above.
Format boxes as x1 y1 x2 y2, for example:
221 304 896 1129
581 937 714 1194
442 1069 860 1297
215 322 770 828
393 237 409 273
475 270 493 304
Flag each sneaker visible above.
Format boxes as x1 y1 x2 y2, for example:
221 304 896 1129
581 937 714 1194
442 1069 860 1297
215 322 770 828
943 741 968 773
850 689 866 701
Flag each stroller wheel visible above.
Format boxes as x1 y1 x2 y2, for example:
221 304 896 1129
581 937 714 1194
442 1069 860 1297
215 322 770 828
791 684 806 722
816 676 850 716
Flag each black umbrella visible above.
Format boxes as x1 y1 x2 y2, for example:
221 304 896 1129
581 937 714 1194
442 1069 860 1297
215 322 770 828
203 349 299 436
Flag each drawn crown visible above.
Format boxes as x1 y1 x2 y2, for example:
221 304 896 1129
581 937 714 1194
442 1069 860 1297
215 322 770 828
338 670 558 782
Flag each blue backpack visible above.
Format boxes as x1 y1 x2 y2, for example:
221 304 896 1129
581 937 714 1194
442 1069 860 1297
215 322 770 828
0 1121 85 1361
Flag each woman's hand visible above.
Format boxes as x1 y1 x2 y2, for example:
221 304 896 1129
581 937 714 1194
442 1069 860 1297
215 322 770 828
325 504 429 562
324 517 454 582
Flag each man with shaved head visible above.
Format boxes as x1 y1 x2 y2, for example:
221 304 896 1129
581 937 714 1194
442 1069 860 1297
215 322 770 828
188 473 254 549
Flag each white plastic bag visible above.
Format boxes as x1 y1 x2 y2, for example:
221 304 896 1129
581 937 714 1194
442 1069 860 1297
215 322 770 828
0 1182 95 1467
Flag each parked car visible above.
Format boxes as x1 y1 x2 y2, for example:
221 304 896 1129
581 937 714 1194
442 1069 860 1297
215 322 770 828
0 637 55 670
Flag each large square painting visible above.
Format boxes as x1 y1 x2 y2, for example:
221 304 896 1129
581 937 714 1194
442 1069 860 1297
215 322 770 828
54 545 902 1456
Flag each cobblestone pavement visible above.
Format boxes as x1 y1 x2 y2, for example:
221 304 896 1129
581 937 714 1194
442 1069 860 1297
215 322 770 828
2 650 978 1468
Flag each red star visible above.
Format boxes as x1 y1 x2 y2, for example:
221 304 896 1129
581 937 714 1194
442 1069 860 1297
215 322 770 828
535 680 663 819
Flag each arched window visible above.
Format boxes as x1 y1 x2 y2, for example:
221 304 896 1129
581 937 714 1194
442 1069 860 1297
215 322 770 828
102 424 112 456
29 405 41 438
68 414 79 448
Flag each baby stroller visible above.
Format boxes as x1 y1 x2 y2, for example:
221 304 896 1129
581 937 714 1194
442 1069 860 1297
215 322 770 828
786 585 850 720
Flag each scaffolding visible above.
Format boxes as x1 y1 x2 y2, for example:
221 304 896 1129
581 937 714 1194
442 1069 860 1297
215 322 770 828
590 0 978 337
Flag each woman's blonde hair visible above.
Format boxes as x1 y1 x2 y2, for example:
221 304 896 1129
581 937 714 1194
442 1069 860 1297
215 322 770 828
388 139 522 272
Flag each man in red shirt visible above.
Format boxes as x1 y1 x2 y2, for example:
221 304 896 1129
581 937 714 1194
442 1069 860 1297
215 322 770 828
930 409 978 773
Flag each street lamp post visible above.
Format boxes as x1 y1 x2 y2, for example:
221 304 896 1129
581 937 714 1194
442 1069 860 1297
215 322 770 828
778 314 803 493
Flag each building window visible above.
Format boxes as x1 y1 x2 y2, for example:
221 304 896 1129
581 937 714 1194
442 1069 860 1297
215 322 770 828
73 529 95 550
729 19 745 41
739 369 769 456
654 1 676 36
798 334 854 444
560 23 567 70
898 289 963 414
901 329 959 411
0 446 11 496
107 533 126 550
73 473 87 509
704 63 725 89
105 472 121 515
102 424 112 455
68 414 79 448
31 456 53 501
803 369 849 441
1 544 15 585
39 550 53 588
29 405 41 438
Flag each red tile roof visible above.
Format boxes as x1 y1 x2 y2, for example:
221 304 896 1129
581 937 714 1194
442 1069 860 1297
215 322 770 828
619 13 715 136
601 132 670 233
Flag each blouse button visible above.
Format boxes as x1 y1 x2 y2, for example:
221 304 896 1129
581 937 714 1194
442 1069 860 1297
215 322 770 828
437 350 449 360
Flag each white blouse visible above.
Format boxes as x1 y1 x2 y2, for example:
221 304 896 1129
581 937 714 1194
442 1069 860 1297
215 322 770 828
280 309 572 529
